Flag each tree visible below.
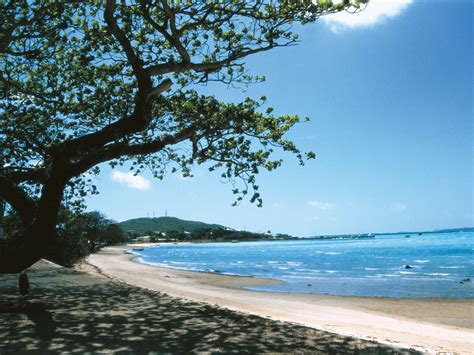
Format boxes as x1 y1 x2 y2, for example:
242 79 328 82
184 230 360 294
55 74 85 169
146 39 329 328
101 223 129 245
80 211 112 251
3 207 127 266
0 0 367 273
48 208 92 267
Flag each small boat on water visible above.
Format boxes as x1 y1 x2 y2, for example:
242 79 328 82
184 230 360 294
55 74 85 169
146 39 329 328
231 240 239 243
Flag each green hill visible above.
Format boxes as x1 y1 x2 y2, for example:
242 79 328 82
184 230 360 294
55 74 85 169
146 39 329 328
119 216 225 234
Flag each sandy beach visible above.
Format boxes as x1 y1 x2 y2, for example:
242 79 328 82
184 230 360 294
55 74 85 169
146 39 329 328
1 259 415 354
1 245 471 354
84 244 474 354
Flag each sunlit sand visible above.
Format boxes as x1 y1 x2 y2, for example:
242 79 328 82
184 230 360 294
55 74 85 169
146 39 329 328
83 245 474 354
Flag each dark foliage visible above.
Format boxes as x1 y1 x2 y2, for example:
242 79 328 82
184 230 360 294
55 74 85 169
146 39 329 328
162 227 296 242
4 208 129 267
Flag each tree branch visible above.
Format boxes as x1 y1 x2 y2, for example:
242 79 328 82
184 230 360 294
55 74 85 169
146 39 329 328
146 44 279 76
68 125 197 178
59 1 177 157
140 0 190 64
146 78 172 103
59 76 173 157
0 175 36 224
1 167 47 184
104 0 151 91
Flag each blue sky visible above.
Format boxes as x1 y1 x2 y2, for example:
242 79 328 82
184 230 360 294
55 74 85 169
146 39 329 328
86 0 473 236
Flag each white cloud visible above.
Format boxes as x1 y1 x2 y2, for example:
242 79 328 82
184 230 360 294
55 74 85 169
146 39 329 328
111 171 151 190
322 0 413 33
391 202 407 211
307 200 336 210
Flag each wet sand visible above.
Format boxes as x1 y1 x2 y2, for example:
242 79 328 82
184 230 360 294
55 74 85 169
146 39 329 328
85 245 474 354
1 260 414 354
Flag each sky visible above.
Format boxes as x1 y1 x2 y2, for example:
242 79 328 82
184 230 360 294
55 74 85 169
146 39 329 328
86 0 473 237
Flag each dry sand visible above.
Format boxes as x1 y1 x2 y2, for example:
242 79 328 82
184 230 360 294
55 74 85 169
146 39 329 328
85 244 474 354
1 260 414 354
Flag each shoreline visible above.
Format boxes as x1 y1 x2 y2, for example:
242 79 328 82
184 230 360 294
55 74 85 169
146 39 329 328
129 252 473 301
84 244 474 354
1 259 417 353
128 252 474 301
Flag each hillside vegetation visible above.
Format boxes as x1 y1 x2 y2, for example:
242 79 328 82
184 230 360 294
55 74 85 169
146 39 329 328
119 217 224 234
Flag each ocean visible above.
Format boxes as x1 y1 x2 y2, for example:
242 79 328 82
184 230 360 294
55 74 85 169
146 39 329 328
130 232 474 298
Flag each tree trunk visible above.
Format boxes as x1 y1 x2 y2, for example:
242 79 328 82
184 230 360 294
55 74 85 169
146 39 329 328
0 227 54 274
0 165 67 274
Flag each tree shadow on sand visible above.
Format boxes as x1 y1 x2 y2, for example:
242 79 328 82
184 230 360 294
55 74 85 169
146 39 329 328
0 263 420 354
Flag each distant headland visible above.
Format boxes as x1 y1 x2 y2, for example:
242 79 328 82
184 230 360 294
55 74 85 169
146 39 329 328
118 216 473 243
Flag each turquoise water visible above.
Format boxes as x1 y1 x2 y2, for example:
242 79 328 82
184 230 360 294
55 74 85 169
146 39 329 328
131 232 474 298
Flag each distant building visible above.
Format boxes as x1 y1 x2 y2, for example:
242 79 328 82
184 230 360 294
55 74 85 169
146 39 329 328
134 236 151 242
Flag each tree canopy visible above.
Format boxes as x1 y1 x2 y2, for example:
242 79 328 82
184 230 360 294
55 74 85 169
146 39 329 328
0 0 367 273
